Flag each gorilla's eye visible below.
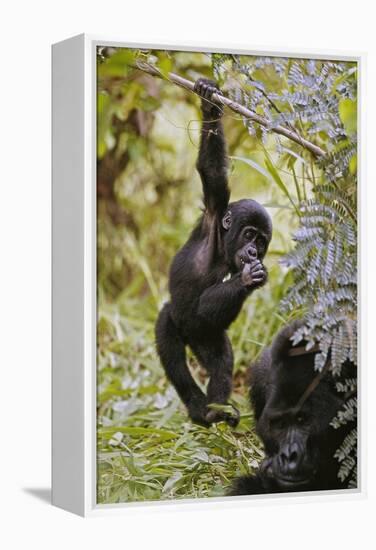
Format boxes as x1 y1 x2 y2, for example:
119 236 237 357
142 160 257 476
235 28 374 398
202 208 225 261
244 228 257 241
270 416 287 429
296 413 307 425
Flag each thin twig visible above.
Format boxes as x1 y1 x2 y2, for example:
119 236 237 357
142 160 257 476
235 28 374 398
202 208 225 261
133 61 326 159
294 357 331 411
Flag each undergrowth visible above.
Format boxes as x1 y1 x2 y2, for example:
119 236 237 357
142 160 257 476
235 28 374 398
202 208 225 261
97 264 290 503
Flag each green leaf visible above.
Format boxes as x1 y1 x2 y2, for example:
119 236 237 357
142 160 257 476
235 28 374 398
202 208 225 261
263 151 300 216
207 403 237 415
349 154 357 175
98 50 136 78
282 147 306 164
157 56 173 78
339 98 357 136
162 472 183 494
99 426 178 441
230 155 270 180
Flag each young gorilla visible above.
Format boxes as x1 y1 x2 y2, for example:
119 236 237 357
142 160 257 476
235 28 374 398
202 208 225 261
156 79 272 427
230 321 356 495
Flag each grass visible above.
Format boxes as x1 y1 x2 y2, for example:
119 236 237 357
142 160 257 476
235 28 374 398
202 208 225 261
97 260 292 504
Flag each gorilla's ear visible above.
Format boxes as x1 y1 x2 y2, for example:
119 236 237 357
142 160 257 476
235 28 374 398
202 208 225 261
222 210 232 230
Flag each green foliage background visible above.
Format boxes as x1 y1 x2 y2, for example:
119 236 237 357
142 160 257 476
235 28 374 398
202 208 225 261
96 49 357 503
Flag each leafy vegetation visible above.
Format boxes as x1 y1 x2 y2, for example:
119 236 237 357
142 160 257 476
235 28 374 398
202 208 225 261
96 48 357 503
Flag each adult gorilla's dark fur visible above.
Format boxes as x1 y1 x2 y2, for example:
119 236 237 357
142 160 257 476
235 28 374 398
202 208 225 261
155 79 272 427
230 321 356 495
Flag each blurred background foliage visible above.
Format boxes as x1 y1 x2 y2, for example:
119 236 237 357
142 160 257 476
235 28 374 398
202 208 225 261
96 48 357 503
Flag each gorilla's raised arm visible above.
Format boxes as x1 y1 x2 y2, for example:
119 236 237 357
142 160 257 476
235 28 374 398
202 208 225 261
194 79 230 219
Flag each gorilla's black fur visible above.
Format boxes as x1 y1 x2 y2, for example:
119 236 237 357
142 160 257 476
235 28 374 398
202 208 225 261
230 321 356 495
155 79 272 427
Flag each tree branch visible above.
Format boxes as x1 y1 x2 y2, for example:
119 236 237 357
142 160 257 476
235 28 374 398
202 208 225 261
133 61 326 158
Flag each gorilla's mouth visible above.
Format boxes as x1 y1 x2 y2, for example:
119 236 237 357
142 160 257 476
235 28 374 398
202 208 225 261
275 476 311 488
262 459 313 489
235 253 251 271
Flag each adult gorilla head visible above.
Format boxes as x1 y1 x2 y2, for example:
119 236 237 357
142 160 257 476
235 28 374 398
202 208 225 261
230 321 356 495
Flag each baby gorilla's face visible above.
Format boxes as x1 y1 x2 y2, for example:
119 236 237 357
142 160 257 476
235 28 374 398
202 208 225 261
222 199 272 274
222 218 270 288
233 225 268 271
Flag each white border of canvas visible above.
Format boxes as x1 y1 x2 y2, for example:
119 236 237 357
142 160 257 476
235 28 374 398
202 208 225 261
51 34 366 517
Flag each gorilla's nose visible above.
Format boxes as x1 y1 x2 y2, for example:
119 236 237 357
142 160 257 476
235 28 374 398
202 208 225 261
246 245 257 260
278 442 302 474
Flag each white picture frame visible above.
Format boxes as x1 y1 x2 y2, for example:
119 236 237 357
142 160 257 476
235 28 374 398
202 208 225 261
52 34 365 517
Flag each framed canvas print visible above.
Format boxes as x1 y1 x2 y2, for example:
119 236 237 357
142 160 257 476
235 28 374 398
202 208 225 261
52 35 364 516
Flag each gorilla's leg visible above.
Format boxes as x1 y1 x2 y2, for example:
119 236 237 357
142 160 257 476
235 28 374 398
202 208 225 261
155 303 208 425
190 334 240 427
